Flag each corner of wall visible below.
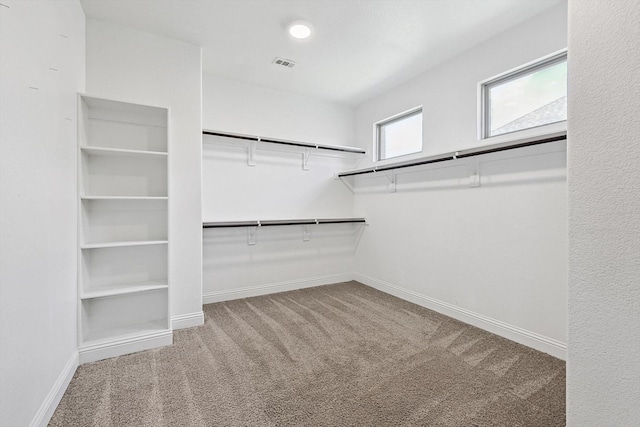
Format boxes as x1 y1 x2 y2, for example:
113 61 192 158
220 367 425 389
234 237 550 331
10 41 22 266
353 272 566 360
172 311 205 330
29 352 79 427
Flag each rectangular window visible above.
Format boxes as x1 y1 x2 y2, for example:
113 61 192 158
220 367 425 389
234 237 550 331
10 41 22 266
482 51 567 138
376 108 422 160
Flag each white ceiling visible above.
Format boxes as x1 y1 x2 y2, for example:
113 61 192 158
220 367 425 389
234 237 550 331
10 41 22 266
80 0 563 106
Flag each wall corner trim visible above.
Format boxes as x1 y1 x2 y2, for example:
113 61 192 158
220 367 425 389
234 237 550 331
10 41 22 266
29 351 79 427
203 273 353 304
353 272 567 360
172 311 205 330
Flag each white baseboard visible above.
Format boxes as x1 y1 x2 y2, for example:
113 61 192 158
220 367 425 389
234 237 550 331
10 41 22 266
172 311 204 330
79 330 173 364
203 273 353 304
30 351 78 427
353 273 567 360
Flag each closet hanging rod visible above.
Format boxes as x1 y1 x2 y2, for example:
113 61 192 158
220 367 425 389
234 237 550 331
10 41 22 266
202 130 366 154
203 218 366 229
338 133 567 178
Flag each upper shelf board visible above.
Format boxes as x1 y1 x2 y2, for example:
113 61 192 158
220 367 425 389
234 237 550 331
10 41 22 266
81 95 168 121
203 130 366 155
203 217 366 228
338 132 567 178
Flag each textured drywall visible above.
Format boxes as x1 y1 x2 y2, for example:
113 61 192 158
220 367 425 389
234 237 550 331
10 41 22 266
0 1 85 425
567 0 640 425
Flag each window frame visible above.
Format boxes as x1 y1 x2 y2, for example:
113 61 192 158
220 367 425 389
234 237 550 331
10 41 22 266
375 106 423 161
479 49 567 140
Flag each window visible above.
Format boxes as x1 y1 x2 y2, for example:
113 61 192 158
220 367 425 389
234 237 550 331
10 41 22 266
376 108 422 160
482 51 567 138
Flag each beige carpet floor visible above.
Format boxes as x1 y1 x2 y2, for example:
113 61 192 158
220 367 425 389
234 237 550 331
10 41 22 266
50 281 565 426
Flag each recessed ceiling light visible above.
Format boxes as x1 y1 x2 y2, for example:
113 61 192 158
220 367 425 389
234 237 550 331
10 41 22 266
288 20 312 39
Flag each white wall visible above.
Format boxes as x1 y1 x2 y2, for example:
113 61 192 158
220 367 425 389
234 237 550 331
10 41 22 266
351 3 568 358
0 1 85 426
202 76 359 300
354 3 568 167
202 74 357 220
86 19 203 327
204 74 355 146
567 0 640 424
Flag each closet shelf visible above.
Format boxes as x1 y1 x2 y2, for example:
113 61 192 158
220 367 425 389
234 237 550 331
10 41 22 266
203 130 365 154
88 116 167 129
337 132 567 178
81 193 168 199
80 196 168 200
203 217 366 228
81 280 169 300
80 146 168 158
81 240 168 249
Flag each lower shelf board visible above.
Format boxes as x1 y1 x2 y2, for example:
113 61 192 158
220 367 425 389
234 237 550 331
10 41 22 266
81 319 169 348
79 323 172 364
81 280 168 299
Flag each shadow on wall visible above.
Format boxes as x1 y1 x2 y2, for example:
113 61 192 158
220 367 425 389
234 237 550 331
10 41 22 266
202 224 363 294
203 223 365 266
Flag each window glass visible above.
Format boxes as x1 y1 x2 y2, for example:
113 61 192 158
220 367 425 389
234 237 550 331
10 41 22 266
485 55 567 137
377 109 422 160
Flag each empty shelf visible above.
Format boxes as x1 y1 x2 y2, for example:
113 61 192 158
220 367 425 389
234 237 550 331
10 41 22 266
80 146 168 158
81 240 168 249
80 196 168 200
81 279 169 299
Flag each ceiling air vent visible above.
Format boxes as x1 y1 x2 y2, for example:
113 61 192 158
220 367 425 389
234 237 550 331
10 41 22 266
272 57 296 68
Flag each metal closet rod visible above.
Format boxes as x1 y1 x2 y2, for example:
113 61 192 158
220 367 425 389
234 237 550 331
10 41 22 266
203 218 366 229
338 133 567 178
202 130 366 154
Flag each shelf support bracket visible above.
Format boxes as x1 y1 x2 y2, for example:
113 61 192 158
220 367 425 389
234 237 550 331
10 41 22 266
468 159 480 188
302 225 311 242
384 170 396 193
302 148 312 171
336 174 355 193
248 141 257 167
247 226 257 245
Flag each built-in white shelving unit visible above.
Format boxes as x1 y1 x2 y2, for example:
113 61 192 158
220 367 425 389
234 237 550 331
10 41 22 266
77 94 172 364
